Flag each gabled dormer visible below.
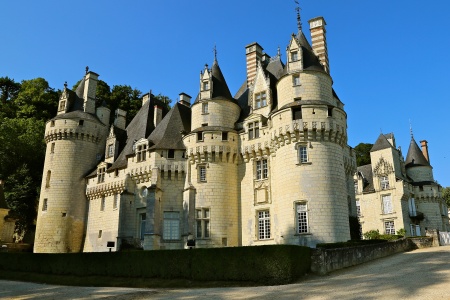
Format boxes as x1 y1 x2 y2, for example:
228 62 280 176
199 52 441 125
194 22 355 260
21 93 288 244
105 125 118 164
57 85 70 115
286 34 303 72
199 64 212 100
134 138 149 163
250 61 272 117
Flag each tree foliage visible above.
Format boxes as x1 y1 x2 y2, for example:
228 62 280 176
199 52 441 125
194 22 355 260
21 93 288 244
0 77 21 118
354 143 373 166
442 187 450 207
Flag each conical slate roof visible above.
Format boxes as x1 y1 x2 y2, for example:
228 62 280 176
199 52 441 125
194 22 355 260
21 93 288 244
370 133 393 152
405 137 430 168
210 60 233 100
148 103 191 150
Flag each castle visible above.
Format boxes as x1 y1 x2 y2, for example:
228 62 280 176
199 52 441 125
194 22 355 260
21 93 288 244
355 133 449 237
33 8 447 253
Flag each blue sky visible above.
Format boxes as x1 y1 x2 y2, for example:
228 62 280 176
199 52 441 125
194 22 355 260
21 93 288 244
2 0 450 186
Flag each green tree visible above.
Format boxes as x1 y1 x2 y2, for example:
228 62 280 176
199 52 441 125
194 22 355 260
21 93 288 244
0 117 46 241
442 187 450 207
109 85 142 124
154 93 172 112
354 143 373 166
0 76 21 118
13 78 59 120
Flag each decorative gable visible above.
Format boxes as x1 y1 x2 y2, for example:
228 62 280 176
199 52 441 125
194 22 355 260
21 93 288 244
286 35 303 72
57 89 69 115
373 157 394 176
199 64 212 100
249 61 271 112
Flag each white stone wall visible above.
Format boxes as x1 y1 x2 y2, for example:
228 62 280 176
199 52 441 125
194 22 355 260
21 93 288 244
191 99 240 129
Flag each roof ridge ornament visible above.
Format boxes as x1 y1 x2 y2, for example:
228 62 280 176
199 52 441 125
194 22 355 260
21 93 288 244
213 44 218 63
409 119 414 139
295 0 302 34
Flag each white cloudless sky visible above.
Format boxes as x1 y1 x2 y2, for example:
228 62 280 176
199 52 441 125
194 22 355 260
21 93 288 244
2 0 450 186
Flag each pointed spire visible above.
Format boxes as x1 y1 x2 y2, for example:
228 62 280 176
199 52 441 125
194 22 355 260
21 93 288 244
277 46 281 58
295 0 302 33
409 120 414 138
213 44 218 64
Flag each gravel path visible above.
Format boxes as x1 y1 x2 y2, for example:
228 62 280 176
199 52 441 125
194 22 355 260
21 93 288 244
1 246 450 300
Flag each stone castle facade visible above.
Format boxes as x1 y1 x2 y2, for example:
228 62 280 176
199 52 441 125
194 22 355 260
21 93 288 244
34 9 446 253
355 134 449 237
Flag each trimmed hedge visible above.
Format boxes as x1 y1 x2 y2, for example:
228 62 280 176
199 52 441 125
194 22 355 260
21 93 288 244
0 245 311 285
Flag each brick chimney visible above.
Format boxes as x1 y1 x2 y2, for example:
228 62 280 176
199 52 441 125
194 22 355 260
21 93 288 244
308 17 329 74
154 105 163 127
420 140 430 163
179 93 191 107
83 71 99 114
142 93 151 107
245 42 263 86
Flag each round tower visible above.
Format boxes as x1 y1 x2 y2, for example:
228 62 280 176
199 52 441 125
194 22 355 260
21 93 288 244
183 59 241 248
34 71 109 253
405 137 434 182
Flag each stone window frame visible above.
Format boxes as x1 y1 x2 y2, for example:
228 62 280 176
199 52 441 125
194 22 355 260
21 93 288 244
100 196 106 211
42 198 48 211
50 143 55 154
294 201 309 234
107 144 114 158
113 194 119 210
202 81 210 91
162 211 181 241
202 102 208 114
255 158 268 180
295 142 310 165
195 207 210 239
292 74 301 86
136 144 147 162
98 230 102 239
257 209 271 240
168 149 175 159
381 194 393 214
58 100 66 112
97 167 106 183
254 91 267 109
380 175 390 190
384 220 395 235
290 50 299 62
248 121 260 140
198 164 207 183
45 170 51 188
356 199 361 217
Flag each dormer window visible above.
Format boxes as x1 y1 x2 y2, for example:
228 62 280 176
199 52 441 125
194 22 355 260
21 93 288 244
107 144 114 158
291 51 299 62
380 176 389 190
136 144 147 162
203 81 209 91
248 121 260 140
255 92 267 109
58 100 66 112
97 167 105 183
168 149 175 159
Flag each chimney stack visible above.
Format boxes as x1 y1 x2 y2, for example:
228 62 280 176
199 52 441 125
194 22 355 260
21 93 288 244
114 109 127 130
179 93 191 107
83 71 99 114
142 93 151 107
308 17 329 74
154 105 163 127
420 140 430 162
245 42 263 86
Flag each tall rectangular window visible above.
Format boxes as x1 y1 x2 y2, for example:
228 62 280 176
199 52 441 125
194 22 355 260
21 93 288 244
97 167 105 183
384 221 395 235
408 198 416 216
168 149 175 159
113 194 119 209
163 211 180 240
298 146 308 163
139 213 146 240
42 198 48 211
248 122 260 140
258 210 271 240
137 145 147 162
256 159 268 180
382 195 393 214
203 81 209 90
222 132 228 141
197 131 204 141
50 143 55 154
356 199 361 217
199 166 206 182
293 75 300 86
380 176 389 190
354 181 358 194
100 196 105 211
196 208 210 239
202 102 208 114
296 203 309 233
108 144 114 158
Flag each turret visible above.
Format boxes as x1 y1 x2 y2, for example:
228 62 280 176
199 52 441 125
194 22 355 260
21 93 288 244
405 136 434 182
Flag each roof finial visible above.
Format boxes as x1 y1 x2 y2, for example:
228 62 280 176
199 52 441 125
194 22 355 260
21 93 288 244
409 119 414 138
295 0 302 33
277 46 281 57
64 81 67 90
213 44 218 63
85 66 89 74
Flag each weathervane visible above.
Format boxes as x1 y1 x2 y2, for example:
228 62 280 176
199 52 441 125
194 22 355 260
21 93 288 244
295 0 302 33
409 119 414 138
213 44 218 63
